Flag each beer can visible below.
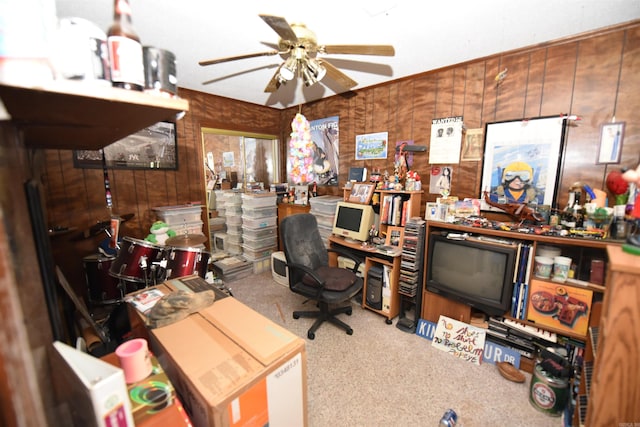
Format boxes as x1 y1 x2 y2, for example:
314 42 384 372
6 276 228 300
529 364 569 416
439 409 457 427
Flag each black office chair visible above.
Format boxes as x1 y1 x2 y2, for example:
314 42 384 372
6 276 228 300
280 213 364 340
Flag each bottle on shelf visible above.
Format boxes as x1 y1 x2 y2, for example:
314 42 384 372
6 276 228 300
107 0 144 91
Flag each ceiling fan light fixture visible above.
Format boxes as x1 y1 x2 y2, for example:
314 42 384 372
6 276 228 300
306 58 326 81
279 56 297 81
302 67 318 87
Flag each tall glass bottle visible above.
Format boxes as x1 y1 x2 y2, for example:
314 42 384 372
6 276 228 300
107 0 144 91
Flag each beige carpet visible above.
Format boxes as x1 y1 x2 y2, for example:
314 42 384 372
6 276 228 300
225 270 564 427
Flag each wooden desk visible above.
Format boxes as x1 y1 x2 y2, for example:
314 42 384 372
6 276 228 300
327 235 401 323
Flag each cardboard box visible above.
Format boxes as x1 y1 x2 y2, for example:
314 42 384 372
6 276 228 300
144 292 307 427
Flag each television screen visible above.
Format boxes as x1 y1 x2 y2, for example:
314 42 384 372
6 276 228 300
426 233 517 316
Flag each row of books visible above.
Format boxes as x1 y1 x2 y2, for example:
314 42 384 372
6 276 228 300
511 243 534 320
379 195 412 226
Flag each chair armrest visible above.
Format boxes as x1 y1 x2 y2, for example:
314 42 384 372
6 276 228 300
327 247 363 273
286 261 326 295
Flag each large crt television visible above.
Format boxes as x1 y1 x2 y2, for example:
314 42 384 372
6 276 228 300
426 233 517 316
332 201 375 243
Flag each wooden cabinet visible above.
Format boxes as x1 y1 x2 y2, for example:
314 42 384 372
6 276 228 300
582 246 640 427
0 81 189 424
277 203 310 250
0 81 188 149
421 221 616 373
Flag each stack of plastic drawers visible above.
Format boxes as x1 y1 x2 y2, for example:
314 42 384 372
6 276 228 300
209 190 227 250
241 192 278 273
309 195 342 243
153 204 204 239
222 191 244 255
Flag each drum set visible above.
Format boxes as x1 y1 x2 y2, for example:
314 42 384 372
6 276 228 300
83 235 210 306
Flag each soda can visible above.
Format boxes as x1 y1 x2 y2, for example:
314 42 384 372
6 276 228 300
439 409 457 427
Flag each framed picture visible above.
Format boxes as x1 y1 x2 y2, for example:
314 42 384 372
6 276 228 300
597 122 625 164
355 132 388 160
385 226 404 247
425 202 439 221
461 128 484 161
347 182 376 204
480 116 566 211
74 121 177 170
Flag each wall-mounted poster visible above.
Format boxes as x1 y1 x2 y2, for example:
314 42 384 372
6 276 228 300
310 116 339 186
355 132 388 160
481 116 566 211
73 121 177 170
429 116 463 164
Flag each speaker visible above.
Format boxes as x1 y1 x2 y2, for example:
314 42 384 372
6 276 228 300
366 266 383 310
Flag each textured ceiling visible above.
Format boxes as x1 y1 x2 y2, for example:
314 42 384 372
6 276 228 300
55 0 640 109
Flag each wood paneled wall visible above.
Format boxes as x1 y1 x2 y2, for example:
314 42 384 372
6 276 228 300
292 21 640 210
43 21 639 287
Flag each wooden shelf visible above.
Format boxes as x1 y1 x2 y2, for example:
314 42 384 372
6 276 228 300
0 81 189 150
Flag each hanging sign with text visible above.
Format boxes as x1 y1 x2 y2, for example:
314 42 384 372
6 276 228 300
432 315 486 365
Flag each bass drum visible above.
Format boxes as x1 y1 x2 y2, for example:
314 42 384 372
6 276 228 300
165 246 211 280
109 237 166 285
83 254 121 305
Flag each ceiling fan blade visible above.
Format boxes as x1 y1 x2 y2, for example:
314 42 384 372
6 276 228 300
199 50 279 66
321 45 395 56
321 60 358 90
264 65 285 93
259 14 298 42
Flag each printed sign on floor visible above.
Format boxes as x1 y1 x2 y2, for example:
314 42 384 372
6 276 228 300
432 315 486 365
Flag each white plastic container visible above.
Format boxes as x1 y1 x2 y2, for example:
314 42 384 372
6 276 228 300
242 215 277 229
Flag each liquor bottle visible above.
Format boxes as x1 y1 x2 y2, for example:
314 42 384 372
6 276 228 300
107 0 144 91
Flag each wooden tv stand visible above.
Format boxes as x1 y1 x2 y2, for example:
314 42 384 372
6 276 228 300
327 235 401 323
421 221 618 374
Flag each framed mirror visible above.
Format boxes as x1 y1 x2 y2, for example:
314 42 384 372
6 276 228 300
201 128 280 250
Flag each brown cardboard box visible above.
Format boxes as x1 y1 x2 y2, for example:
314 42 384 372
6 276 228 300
135 287 307 427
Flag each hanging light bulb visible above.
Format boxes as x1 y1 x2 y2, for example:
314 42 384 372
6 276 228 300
279 56 297 81
306 58 326 81
302 66 317 87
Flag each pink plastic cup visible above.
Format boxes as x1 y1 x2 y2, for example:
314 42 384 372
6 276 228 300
115 338 152 384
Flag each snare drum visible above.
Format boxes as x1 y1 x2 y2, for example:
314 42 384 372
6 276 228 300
83 254 121 305
109 237 166 284
165 246 211 279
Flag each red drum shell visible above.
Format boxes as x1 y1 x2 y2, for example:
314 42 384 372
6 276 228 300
165 247 211 280
83 254 121 304
109 237 165 283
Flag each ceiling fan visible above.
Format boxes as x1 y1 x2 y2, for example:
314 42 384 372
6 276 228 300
198 14 395 93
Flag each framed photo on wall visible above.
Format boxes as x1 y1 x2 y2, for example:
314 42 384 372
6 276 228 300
480 116 566 211
74 121 177 170
597 122 625 164
461 128 484 161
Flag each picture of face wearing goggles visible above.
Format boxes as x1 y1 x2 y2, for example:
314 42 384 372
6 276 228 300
504 170 531 182
502 161 533 183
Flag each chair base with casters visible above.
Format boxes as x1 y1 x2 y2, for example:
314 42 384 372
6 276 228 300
280 213 364 340
294 301 354 340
